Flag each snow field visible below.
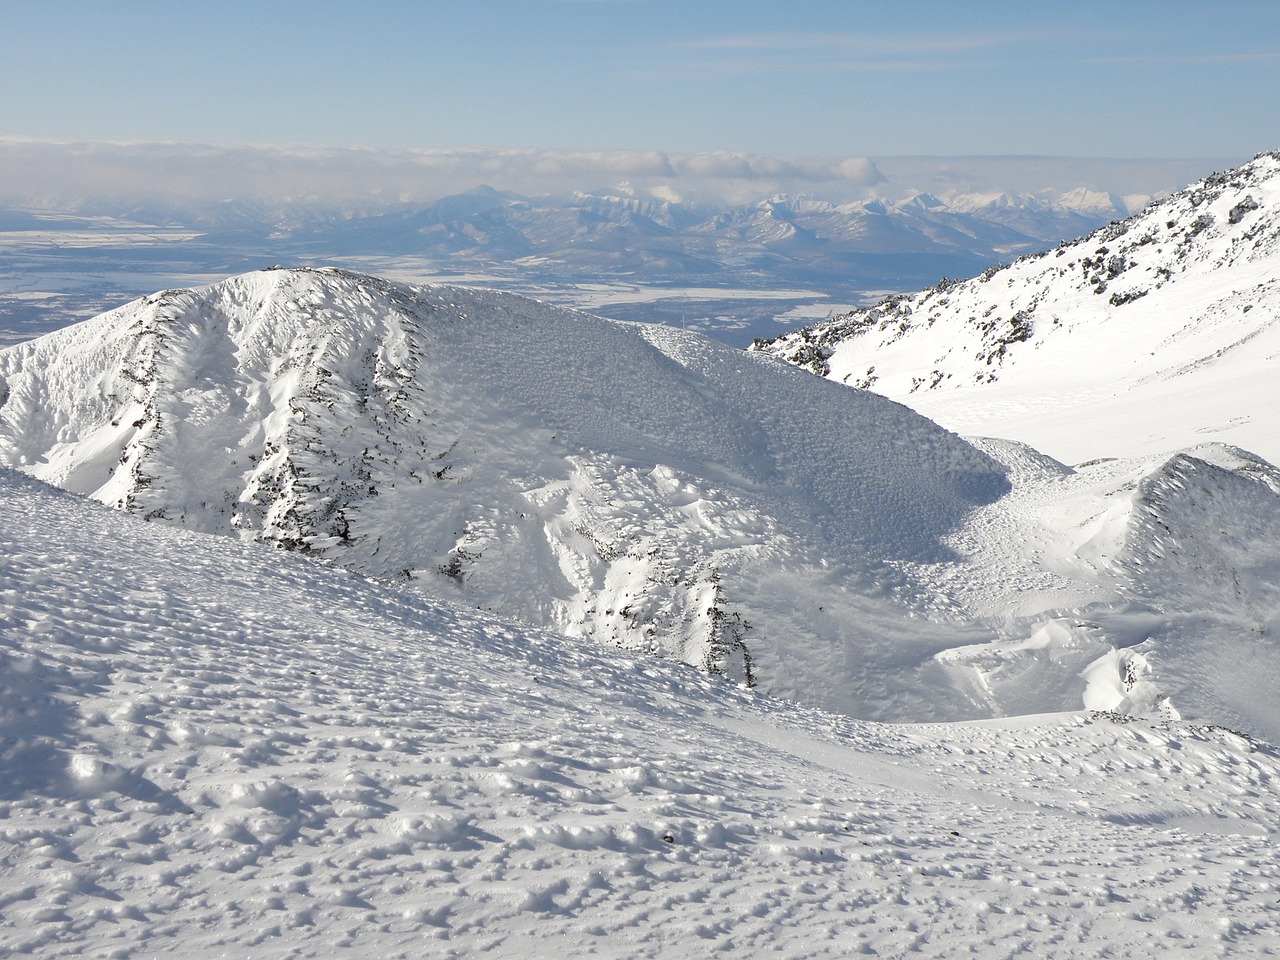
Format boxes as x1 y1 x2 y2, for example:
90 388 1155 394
4 467 1280 958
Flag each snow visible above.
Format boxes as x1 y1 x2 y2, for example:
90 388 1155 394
4 465 1280 958
742 150 1280 743
5 165 1280 957
759 150 1280 465
919 439 1280 738
5 266 1280 746
0 267 1019 721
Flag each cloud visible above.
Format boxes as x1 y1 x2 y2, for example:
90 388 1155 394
1098 50 1280 66
0 139 1226 212
831 157 884 186
526 149 677 179
0 139 891 208
657 30 1037 78
676 31 1021 56
675 152 807 180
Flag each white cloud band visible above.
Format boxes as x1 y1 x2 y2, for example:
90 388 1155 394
0 138 1230 212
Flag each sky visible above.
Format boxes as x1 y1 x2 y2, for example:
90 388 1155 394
1 0 1277 206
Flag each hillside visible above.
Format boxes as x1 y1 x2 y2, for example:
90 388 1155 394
4 464 1280 958
0 268 1012 721
5 268 1280 742
755 150 1280 463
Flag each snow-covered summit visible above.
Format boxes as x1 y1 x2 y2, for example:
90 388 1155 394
755 150 1280 463
0 267 1010 719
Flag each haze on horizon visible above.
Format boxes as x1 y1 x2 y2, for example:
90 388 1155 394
0 140 1241 212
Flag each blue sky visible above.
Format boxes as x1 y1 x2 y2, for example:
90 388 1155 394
5 0 1279 159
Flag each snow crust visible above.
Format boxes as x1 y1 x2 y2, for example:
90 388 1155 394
4 466 1280 958
759 151 1280 464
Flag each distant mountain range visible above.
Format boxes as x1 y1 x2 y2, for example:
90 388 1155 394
756 149 1280 463
151 182 1136 294
0 183 1144 348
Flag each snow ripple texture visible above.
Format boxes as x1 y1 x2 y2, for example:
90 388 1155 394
3 467 1280 958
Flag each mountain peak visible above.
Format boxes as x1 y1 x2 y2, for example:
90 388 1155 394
0 268 1010 719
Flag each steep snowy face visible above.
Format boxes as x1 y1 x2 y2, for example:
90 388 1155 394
755 150 1280 463
0 267 1011 720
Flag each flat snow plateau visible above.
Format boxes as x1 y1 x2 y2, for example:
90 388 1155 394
4 467 1280 958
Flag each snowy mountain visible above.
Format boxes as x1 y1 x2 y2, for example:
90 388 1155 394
0 267 1014 721
7 461 1280 958
5 267 1280 744
6 261 1280 956
755 150 1280 463
102 182 1134 271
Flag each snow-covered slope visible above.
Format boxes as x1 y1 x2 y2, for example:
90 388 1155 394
922 439 1280 740
756 150 1280 464
0 267 1013 721
7 268 1280 741
4 465 1280 959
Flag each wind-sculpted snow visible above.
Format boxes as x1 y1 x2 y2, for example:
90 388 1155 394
0 267 1011 719
1110 446 1280 736
4 467 1280 958
756 150 1280 463
921 439 1280 741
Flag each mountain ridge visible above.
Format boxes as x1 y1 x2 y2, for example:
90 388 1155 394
754 149 1280 462
6 267 1280 741
0 267 1016 720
